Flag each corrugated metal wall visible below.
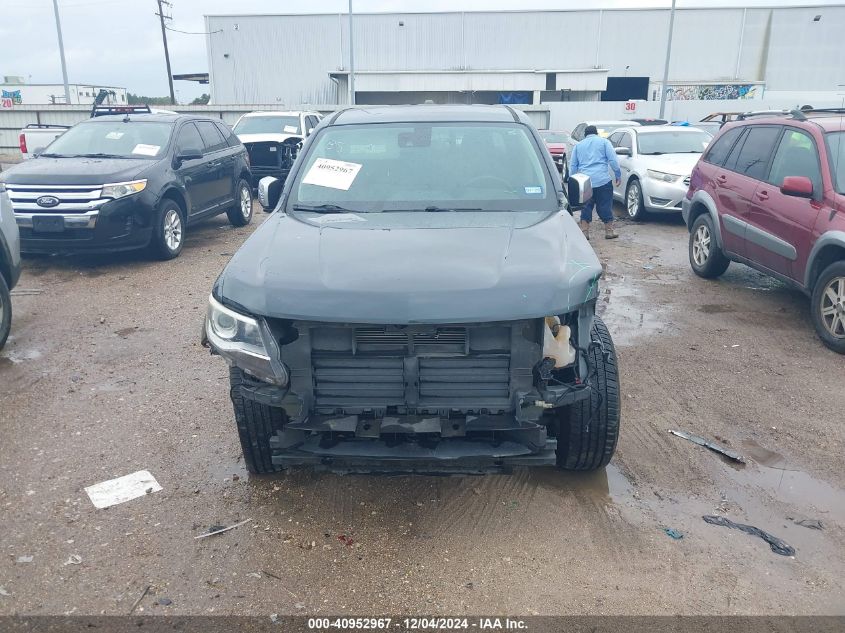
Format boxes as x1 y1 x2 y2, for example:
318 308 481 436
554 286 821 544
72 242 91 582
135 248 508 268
206 7 845 105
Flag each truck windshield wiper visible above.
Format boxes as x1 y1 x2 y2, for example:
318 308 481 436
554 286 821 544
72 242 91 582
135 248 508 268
291 203 359 214
422 206 484 212
38 153 69 158
640 152 665 155
77 153 127 159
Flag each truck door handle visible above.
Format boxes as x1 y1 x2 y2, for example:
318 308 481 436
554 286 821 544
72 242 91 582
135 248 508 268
756 190 769 201
716 175 727 184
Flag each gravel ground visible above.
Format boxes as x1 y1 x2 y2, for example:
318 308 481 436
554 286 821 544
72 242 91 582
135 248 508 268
0 205 843 616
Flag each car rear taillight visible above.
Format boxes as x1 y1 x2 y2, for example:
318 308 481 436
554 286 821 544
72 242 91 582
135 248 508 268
19 133 27 155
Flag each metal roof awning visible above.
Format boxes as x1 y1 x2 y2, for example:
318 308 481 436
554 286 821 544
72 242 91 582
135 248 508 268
173 73 210 84
330 69 608 92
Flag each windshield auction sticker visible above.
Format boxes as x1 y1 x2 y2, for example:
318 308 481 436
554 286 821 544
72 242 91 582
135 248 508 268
131 144 160 156
302 158 363 190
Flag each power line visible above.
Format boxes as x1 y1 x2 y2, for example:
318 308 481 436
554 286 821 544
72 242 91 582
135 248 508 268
165 25 223 35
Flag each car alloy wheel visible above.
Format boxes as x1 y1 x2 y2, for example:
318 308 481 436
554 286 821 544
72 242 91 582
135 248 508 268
163 208 183 252
691 224 711 267
627 181 641 218
240 184 252 219
820 276 845 339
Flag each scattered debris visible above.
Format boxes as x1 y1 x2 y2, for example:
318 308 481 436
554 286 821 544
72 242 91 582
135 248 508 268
794 519 823 530
669 429 745 463
702 515 795 556
464 582 474 590
270 614 279 623
16 555 33 563
129 585 150 615
0 587 10 597
338 534 354 547
261 570 299 599
194 517 252 539
294 602 306 610
247 572 262 578
63 555 82 566
157 597 172 606
663 528 684 540
299 540 317 550
642 264 655 270
85 470 162 509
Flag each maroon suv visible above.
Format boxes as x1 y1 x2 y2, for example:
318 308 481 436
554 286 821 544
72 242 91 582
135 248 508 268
682 109 845 354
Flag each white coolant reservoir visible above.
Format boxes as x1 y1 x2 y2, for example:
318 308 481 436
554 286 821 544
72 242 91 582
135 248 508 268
543 316 576 368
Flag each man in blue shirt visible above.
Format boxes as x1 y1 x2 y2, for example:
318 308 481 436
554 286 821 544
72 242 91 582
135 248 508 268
569 125 622 240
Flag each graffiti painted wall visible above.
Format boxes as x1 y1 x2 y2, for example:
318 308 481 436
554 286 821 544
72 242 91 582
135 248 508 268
663 84 762 101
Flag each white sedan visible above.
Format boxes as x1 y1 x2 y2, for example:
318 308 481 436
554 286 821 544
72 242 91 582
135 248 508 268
607 126 712 220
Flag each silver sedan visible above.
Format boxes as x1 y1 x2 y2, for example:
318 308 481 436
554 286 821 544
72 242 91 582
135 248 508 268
608 126 712 220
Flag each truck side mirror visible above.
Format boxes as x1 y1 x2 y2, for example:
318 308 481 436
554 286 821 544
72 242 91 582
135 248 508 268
614 147 632 156
567 173 593 211
258 176 282 211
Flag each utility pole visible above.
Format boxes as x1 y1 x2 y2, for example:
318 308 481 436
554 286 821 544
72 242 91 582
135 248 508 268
156 0 176 105
52 0 71 104
348 0 355 106
658 0 677 119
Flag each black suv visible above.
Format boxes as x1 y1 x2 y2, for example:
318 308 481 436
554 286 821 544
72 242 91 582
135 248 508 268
0 114 253 260
204 105 618 475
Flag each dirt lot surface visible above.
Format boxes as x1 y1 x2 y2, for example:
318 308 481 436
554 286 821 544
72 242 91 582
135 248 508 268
1 205 843 616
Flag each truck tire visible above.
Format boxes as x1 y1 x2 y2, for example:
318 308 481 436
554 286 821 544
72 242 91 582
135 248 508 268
555 316 620 471
0 273 11 351
226 179 253 227
689 213 730 279
229 367 287 474
150 199 184 260
810 260 845 355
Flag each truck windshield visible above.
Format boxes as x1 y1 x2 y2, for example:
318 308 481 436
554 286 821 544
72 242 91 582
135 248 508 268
638 130 712 155
827 131 845 195
43 120 172 159
234 116 301 135
288 122 557 213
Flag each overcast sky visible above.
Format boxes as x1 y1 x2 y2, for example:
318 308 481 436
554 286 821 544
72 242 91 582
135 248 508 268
2 0 841 101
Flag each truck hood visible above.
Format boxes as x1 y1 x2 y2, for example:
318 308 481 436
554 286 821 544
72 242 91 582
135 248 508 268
237 133 302 145
639 152 701 176
0 157 156 185
218 210 602 324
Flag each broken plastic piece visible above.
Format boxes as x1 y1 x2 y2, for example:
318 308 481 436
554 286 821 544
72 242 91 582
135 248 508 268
663 528 684 539
794 518 823 530
702 515 795 556
669 429 745 463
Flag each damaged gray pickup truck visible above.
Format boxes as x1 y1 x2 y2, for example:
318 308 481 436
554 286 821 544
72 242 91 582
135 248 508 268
203 105 620 474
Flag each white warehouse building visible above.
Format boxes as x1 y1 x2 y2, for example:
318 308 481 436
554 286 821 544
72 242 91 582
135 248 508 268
204 5 845 107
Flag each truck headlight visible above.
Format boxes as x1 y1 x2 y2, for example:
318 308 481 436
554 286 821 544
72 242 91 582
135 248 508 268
205 295 288 386
102 179 147 199
646 170 681 183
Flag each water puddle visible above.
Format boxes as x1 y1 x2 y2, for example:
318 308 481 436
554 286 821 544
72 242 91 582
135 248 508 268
529 463 634 504
721 439 845 524
598 279 671 346
698 304 736 314
207 457 249 484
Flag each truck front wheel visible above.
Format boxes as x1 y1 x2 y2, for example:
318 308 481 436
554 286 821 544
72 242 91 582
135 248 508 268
229 367 287 474
555 316 621 470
